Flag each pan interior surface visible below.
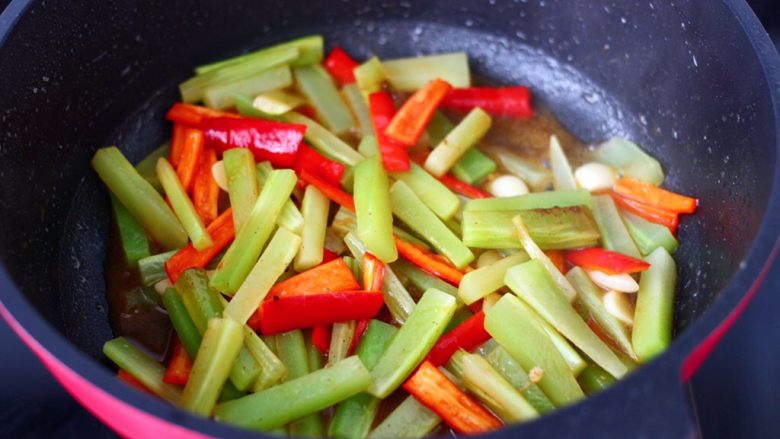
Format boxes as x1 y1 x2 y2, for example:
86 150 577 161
0 0 775 413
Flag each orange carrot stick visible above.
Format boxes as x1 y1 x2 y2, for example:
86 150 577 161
164 209 234 283
613 177 698 214
394 236 465 286
385 79 453 147
610 191 679 233
192 148 219 225
176 128 204 192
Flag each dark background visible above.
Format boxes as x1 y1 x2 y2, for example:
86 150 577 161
0 1 779 438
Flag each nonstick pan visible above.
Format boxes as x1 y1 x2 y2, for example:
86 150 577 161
1 0 779 437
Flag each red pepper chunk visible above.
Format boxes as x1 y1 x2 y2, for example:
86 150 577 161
565 247 650 275
348 319 371 356
201 117 306 168
312 324 332 355
255 291 385 335
441 86 534 119
385 79 453 147
163 337 192 386
165 209 235 283
368 92 411 172
438 174 493 199
403 361 503 435
322 248 340 263
426 311 490 366
323 47 359 85
293 144 345 187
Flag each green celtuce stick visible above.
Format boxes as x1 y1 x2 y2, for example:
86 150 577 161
633 247 677 362
157 157 212 251
487 147 553 192
452 350 539 423
355 154 398 263
256 162 304 234
354 56 387 98
138 250 177 287
284 111 364 166
204 65 293 110
182 318 244 416
331 206 431 250
342 83 375 138
549 135 577 190
390 180 474 268
181 46 298 104
424 108 492 178
458 251 529 305
566 267 637 360
578 362 617 395
110 195 151 266
484 295 584 407
368 289 456 398
174 269 261 391
235 94 282 120
524 303 587 376
294 64 356 135
513 215 580 302
594 137 664 186
426 111 453 146
92 147 186 250
344 233 416 323
210 169 297 294
391 259 461 304
242 327 287 392
223 148 258 234
328 321 356 367
195 35 324 75
357 133 380 158
505 260 627 378
462 206 600 250
274 330 323 436
103 337 182 404
135 142 170 192
162 288 203 359
216 356 371 431
383 52 470 91
391 163 461 221
368 395 441 439
294 185 330 271
464 189 593 212
452 148 497 185
485 346 556 413
330 321 398 439
307 333 325 371
251 89 304 115
223 227 301 324
621 210 679 255
592 195 642 259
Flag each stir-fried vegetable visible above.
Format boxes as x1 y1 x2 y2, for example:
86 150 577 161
95 35 698 437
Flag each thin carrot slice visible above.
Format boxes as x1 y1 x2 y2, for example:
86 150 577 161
299 168 355 212
394 236 464 286
191 148 219 225
385 79 453 147
610 192 679 233
613 177 698 214
163 337 192 386
164 209 234 283
170 124 187 168
403 361 503 435
177 128 204 192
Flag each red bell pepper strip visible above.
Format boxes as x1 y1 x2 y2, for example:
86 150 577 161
438 174 492 199
362 252 385 292
322 248 340 263
425 311 490 367
347 319 372 356
176 128 204 193
170 124 188 168
565 247 651 275
117 369 155 396
545 249 567 274
163 337 192 386
191 148 219 225
166 103 241 128
297 104 318 120
385 79 453 147
323 47 359 85
298 168 356 211
467 300 483 315
312 324 332 355
610 191 679 233
586 317 625 355
164 209 235 283
201 117 306 168
441 86 534 119
613 177 698 214
394 236 465 286
368 92 411 172
403 361 503 434
293 144 345 187
254 291 385 335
